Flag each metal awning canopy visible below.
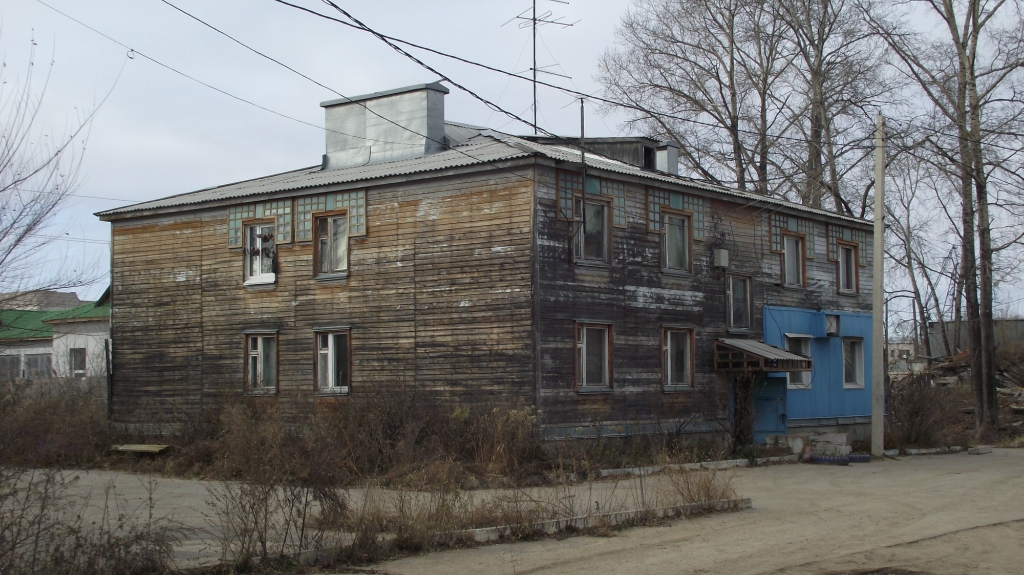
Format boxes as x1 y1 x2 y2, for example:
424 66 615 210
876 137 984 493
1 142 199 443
714 338 812 373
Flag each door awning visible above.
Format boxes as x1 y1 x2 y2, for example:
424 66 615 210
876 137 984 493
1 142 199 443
714 338 812 373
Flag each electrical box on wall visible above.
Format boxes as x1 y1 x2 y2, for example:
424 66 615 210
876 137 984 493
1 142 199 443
714 249 729 268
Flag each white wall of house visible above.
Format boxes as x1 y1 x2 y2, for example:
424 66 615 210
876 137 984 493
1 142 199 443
51 320 109 379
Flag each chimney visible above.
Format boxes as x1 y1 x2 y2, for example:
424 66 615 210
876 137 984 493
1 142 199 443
320 82 449 171
656 141 679 175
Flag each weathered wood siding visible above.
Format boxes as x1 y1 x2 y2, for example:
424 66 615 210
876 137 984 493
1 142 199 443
109 170 535 422
533 166 872 434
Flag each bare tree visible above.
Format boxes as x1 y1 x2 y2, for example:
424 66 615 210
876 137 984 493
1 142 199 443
597 0 793 195
863 0 1024 439
0 42 97 308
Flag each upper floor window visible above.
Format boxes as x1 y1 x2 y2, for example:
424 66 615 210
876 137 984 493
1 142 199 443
662 328 693 388
574 198 610 264
662 211 691 273
843 338 865 388
786 335 811 389
245 223 276 285
838 244 857 293
782 235 804 287
576 323 611 390
247 334 277 392
316 214 349 278
316 331 350 394
728 276 751 330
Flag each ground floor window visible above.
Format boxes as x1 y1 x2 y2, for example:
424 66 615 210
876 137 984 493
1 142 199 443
576 323 611 389
246 334 277 391
843 338 865 388
786 336 812 389
0 355 19 381
662 329 693 387
69 348 87 378
24 354 51 380
316 331 350 393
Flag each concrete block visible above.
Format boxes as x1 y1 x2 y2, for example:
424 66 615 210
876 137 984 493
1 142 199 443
968 446 993 455
884 449 899 457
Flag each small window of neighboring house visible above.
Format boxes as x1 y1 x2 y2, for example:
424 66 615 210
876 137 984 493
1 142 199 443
839 244 857 293
782 235 804 287
0 355 20 381
662 329 693 388
24 354 52 380
844 338 865 388
661 211 691 273
825 314 840 336
576 323 611 390
728 276 751 330
69 348 87 378
246 334 277 392
574 198 611 264
786 336 811 389
316 213 349 279
245 223 276 285
898 349 911 360
316 331 350 394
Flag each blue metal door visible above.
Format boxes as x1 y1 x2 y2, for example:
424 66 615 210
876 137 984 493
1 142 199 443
751 376 787 443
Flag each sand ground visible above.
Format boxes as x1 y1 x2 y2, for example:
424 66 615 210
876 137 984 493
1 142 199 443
63 448 1024 574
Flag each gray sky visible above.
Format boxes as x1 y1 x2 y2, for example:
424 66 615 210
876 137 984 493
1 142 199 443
4 0 633 300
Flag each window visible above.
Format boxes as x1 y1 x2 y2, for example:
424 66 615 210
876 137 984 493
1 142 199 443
576 324 610 389
728 276 751 330
316 331 350 393
662 329 693 387
782 235 804 287
0 356 19 381
245 223 276 284
316 214 349 277
24 354 51 380
69 348 86 378
574 199 610 263
785 336 811 389
825 314 840 336
246 334 277 391
843 338 865 388
838 244 857 293
662 212 691 272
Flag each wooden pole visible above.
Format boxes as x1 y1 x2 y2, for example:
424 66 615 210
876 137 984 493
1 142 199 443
872 114 886 457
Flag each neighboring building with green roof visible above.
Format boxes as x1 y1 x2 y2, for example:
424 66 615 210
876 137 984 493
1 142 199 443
0 289 110 391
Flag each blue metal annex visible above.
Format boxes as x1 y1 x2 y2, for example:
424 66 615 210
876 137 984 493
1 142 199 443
762 306 873 428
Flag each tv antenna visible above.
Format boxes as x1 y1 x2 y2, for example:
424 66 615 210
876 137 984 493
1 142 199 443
502 0 579 134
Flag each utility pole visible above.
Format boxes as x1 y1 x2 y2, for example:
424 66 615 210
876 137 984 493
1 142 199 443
503 1 577 135
872 114 886 458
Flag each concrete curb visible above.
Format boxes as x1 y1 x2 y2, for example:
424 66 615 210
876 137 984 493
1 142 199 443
884 446 964 458
596 455 799 479
456 497 753 543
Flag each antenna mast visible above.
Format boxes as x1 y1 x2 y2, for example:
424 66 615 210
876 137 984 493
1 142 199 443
503 0 578 135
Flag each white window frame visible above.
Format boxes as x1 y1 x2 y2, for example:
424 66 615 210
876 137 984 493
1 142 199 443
786 335 812 390
576 323 611 390
246 334 277 392
315 212 349 279
661 210 692 273
843 338 865 388
573 197 611 264
244 223 276 285
782 234 804 287
662 328 693 388
838 244 857 293
69 347 87 379
316 330 350 394
727 275 752 330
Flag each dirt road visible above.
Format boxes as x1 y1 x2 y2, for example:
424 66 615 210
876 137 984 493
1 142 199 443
379 449 1024 575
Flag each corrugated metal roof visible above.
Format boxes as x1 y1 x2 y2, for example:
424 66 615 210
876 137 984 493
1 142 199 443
97 123 869 226
41 301 110 323
717 338 809 362
0 310 53 341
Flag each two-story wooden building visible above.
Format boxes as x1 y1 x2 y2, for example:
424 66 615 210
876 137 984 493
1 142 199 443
98 82 874 442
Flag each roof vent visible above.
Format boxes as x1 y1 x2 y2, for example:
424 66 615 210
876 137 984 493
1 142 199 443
656 141 679 175
320 82 449 171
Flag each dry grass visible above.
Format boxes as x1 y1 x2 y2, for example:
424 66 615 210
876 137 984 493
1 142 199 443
886 374 973 448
